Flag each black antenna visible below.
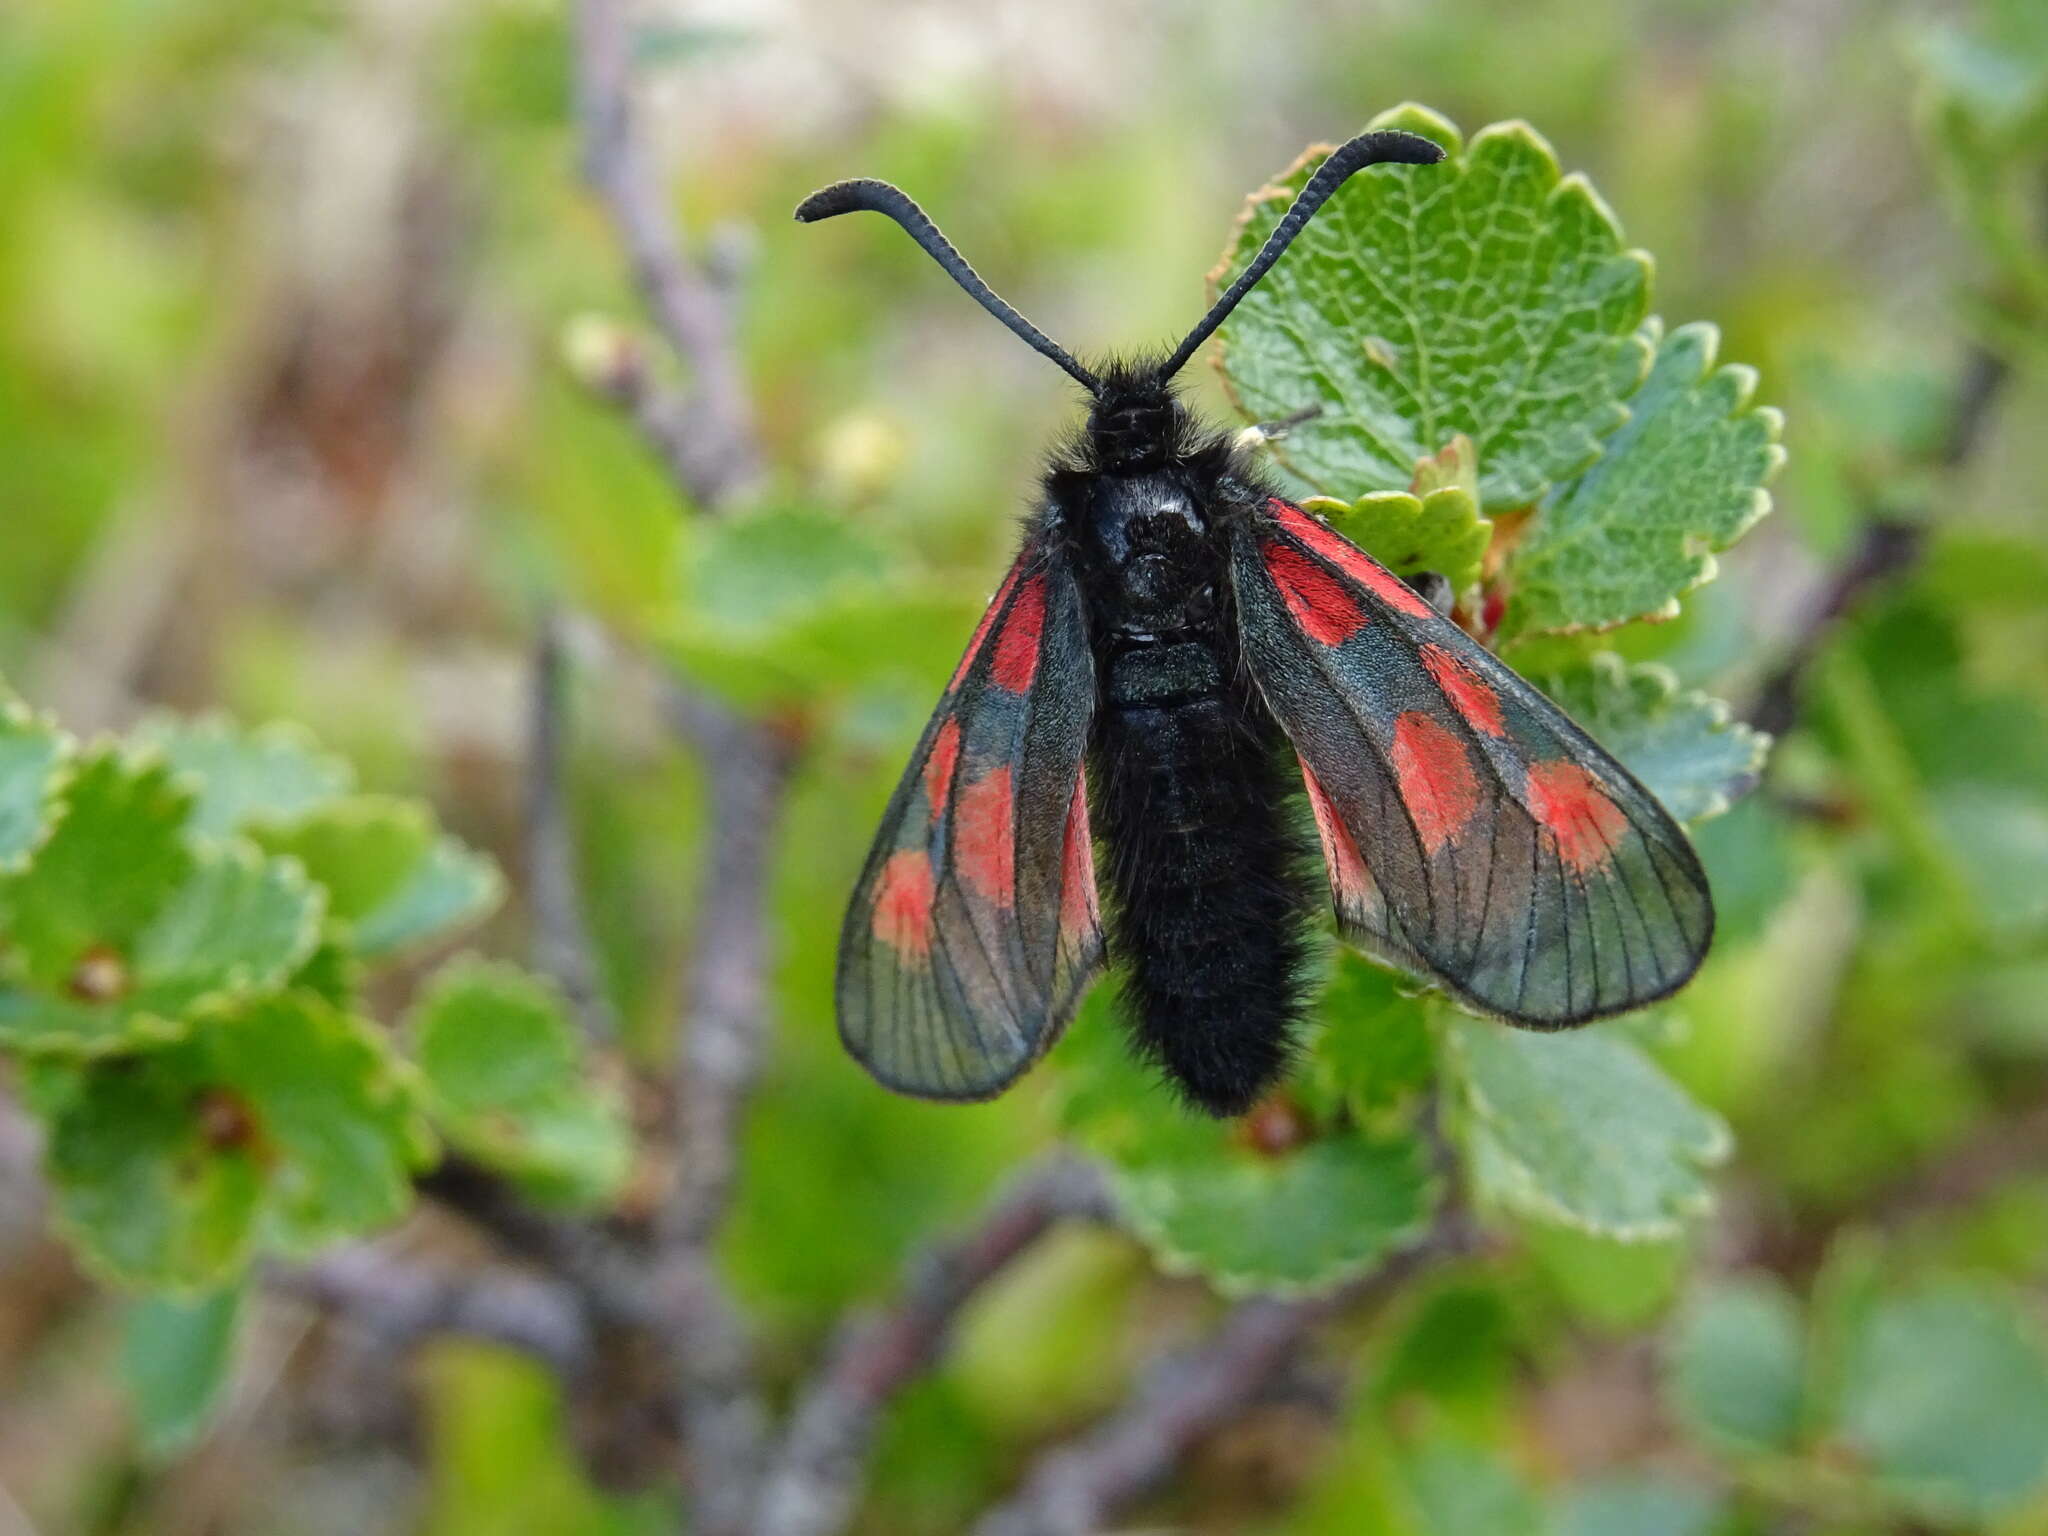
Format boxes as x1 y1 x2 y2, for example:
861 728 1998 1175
795 178 1101 395
1157 128 1444 382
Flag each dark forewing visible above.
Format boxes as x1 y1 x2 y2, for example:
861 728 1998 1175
838 536 1104 1098
1232 498 1713 1025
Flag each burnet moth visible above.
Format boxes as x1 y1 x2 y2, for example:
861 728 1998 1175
800 129 1714 1117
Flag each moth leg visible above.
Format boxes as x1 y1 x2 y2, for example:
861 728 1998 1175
1407 571 1456 618
1232 402 1324 452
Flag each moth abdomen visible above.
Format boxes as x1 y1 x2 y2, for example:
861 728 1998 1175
1092 678 1318 1118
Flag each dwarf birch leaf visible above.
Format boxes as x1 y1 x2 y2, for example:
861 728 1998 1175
123 1285 245 1457
1666 1274 1807 1454
1537 653 1769 822
1449 1019 1730 1239
1308 486 1493 593
0 701 70 870
1833 1283 2048 1521
1504 321 1784 639
1213 103 1652 508
41 992 429 1287
1058 1000 1434 1295
412 958 631 1208
352 838 503 958
133 714 354 838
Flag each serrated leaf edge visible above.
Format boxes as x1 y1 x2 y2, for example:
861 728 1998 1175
1210 108 1658 507
136 710 357 840
0 842 328 1060
1101 1143 1441 1300
1555 652 1773 824
1447 1023 1732 1242
410 953 630 1200
0 697 77 874
354 839 506 959
1505 319 1787 640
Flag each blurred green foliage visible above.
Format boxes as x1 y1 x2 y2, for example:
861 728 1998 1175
2 0 2047 1531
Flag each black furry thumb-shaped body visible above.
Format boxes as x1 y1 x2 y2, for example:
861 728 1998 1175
809 130 1715 1117
1062 367 1316 1115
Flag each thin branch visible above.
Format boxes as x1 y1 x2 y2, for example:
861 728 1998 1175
1746 339 2011 739
416 1153 656 1331
572 0 760 508
971 1214 1480 1536
650 699 800 1536
272 1245 594 1380
756 1158 1113 1536
567 6 791 1528
526 608 617 1043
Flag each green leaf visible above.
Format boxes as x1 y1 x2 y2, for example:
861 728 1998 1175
1552 1473 1723 1536
1214 104 1651 508
353 838 504 959
0 747 194 972
1689 796 1796 947
1929 783 2048 942
666 502 980 706
43 1047 267 1286
41 991 430 1288
1831 1282 2048 1520
1308 951 1438 1115
419 1342 667 1536
1110 1132 1434 1298
1448 1019 1730 1239
1536 653 1769 822
255 797 502 959
1058 1001 1434 1295
255 796 433 923
123 1284 244 1457
0 699 71 869
412 958 632 1209
1524 1222 1685 1330
289 937 363 1010
0 754 322 1056
1305 484 1492 593
1401 1437 1544 1536
1504 321 1783 639
133 714 353 838
1665 1274 1806 1454
1914 4 2048 144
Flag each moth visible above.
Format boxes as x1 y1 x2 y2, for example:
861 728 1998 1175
800 129 1713 1117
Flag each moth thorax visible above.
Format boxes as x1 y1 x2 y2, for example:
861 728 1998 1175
1088 395 1177 472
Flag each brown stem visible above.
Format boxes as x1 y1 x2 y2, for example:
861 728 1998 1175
271 1245 594 1380
649 692 800 1535
572 0 760 508
1746 341 2009 739
756 1158 1112 1536
970 1214 1479 1536
526 608 616 1042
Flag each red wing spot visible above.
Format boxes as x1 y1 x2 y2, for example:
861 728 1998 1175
1270 498 1436 619
1300 759 1369 910
871 850 936 961
949 563 1024 691
1265 542 1367 646
924 718 962 817
1526 761 1629 873
1421 643 1505 737
989 575 1046 694
1058 773 1099 941
954 766 1016 908
1391 712 1480 855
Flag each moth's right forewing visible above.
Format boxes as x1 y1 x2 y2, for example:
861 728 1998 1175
837 537 1104 1099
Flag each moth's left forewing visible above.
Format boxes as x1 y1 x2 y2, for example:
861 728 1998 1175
1231 497 1714 1027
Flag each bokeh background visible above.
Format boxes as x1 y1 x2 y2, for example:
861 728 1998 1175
4 0 2048 1532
